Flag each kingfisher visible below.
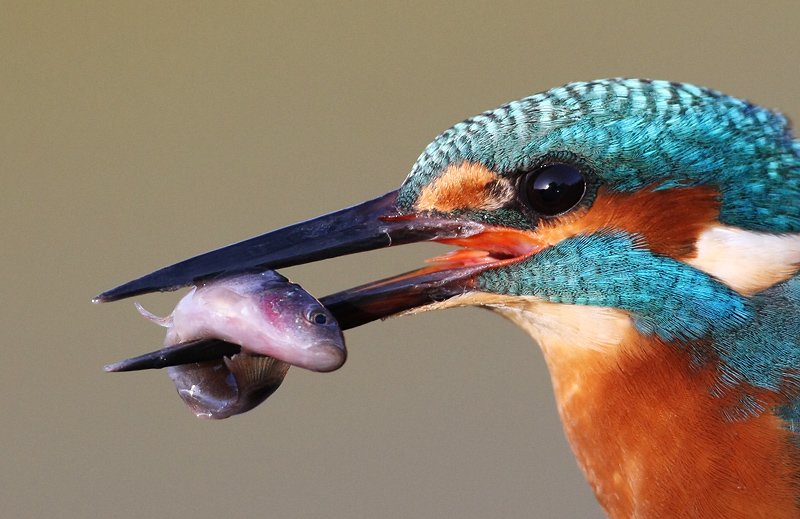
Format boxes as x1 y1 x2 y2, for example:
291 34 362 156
96 79 800 519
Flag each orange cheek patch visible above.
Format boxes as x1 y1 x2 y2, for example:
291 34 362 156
415 162 511 213
534 185 721 260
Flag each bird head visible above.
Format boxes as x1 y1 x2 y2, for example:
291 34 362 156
95 78 800 381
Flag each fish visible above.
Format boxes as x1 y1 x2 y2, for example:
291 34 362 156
104 270 346 418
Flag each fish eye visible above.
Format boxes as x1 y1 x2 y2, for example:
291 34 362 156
520 163 586 216
306 309 331 325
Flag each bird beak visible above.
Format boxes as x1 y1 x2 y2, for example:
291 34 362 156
95 188 541 330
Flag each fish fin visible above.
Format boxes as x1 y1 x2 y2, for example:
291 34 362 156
134 302 172 327
224 354 289 403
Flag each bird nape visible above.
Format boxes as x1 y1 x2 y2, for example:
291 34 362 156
96 79 800 519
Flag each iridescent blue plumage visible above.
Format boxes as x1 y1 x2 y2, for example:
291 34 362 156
731 275 800 393
477 232 752 342
478 230 800 405
398 77 800 415
398 78 800 232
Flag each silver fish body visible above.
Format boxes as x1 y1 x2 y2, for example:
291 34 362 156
130 270 345 418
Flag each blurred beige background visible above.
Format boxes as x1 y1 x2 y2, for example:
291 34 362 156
3 2 799 518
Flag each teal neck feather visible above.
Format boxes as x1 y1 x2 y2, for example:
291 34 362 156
478 231 800 419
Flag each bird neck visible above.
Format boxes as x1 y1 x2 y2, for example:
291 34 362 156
492 298 800 519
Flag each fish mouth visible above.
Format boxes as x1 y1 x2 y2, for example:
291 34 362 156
95 189 542 363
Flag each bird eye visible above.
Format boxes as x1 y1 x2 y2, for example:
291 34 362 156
306 309 330 325
520 163 586 216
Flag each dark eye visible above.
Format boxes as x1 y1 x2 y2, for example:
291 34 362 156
520 163 586 216
307 309 330 325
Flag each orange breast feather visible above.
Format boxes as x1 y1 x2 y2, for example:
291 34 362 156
541 326 800 519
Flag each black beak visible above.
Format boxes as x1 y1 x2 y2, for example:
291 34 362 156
95 189 490 330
